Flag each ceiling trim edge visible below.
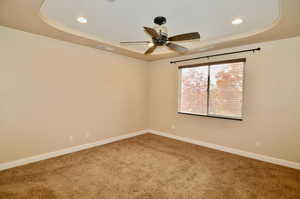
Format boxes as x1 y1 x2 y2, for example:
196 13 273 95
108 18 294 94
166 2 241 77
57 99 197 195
39 0 281 57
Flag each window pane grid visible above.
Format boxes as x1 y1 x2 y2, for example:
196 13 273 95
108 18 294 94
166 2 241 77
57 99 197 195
179 60 244 120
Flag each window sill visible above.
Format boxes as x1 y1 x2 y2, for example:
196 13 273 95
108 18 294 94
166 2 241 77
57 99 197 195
177 112 243 121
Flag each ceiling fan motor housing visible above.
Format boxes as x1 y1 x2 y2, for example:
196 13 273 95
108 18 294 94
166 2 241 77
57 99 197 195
152 24 168 46
152 35 168 46
153 17 168 46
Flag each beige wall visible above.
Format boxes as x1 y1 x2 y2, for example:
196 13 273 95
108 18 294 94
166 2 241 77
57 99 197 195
148 36 300 163
1 25 299 164
0 26 148 163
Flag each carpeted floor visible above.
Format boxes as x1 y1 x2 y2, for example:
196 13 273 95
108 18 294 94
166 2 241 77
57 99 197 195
0 133 299 199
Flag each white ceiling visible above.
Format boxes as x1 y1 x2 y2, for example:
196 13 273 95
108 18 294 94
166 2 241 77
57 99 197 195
40 0 279 54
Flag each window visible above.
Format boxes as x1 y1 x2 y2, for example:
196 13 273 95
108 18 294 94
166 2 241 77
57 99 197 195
178 58 245 120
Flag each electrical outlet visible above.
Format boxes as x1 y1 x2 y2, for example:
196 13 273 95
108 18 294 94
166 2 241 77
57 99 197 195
171 125 176 130
69 136 74 142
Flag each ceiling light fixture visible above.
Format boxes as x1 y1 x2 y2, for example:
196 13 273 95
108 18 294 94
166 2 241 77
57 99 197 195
232 18 243 25
77 17 87 24
148 43 154 47
119 16 200 55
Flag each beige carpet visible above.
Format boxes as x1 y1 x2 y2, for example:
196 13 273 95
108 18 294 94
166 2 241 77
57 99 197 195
0 133 299 199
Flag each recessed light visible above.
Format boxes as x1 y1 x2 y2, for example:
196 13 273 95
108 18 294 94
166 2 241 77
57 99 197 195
232 18 243 25
77 17 87 24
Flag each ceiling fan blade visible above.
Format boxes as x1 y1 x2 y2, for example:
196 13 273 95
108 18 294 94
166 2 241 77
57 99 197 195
144 45 157 55
120 41 151 44
166 43 188 53
168 32 200 41
144 27 160 38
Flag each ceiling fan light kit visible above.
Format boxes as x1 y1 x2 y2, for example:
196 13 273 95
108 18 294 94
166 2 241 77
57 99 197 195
120 16 201 55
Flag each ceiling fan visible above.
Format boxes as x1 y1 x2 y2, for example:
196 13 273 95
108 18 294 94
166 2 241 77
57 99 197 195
120 16 200 55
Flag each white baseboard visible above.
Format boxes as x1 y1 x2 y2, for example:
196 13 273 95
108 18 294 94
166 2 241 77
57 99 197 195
1 129 299 171
147 129 300 170
0 130 147 171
